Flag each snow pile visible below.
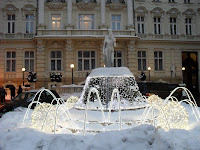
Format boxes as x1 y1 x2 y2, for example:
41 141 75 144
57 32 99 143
0 94 200 150
88 67 133 77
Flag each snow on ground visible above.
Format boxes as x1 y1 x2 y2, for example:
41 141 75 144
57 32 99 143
0 93 200 150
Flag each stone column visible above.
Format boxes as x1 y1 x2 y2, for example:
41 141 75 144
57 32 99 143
127 0 133 26
0 48 4 80
127 40 137 75
101 0 105 26
38 0 45 26
36 40 45 88
198 52 200 93
65 40 74 84
67 0 72 25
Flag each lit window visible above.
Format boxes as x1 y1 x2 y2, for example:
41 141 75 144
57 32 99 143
154 51 163 71
78 51 95 71
50 51 62 71
114 50 123 67
112 15 121 31
8 15 15 33
26 15 34 33
51 15 61 29
137 16 145 34
170 17 177 35
154 17 161 34
25 51 34 72
185 18 192 35
169 0 175 2
79 15 94 29
138 51 146 71
6 51 16 72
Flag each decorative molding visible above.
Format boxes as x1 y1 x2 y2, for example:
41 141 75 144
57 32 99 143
129 40 135 51
151 7 164 17
46 1 66 9
166 8 180 17
135 6 148 16
65 40 73 52
46 41 65 48
76 40 97 47
106 2 126 10
3 4 19 14
37 40 45 51
76 2 96 10
21 4 36 18
183 9 196 18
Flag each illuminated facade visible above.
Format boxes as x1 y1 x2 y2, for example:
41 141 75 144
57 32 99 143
0 0 200 93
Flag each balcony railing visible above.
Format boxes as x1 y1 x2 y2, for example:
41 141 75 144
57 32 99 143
76 0 96 3
106 0 125 3
46 0 66 2
37 29 135 37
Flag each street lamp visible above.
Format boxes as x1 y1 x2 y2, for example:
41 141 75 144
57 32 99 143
182 67 185 71
148 67 151 81
182 67 185 83
22 68 26 86
70 64 74 84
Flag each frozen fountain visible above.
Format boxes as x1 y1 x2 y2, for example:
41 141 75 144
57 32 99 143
22 30 200 134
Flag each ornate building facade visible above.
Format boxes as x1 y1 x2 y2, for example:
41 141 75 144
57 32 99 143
0 0 200 93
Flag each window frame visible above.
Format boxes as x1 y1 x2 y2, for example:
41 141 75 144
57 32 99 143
79 14 94 29
25 15 34 33
185 18 192 35
137 16 145 34
111 14 121 31
170 17 177 35
24 51 34 72
154 51 163 71
114 50 123 67
50 50 62 71
6 51 16 72
8 14 15 33
137 51 147 71
78 50 96 71
51 14 61 30
154 17 161 35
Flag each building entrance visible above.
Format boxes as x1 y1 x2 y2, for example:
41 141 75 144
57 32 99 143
182 52 199 95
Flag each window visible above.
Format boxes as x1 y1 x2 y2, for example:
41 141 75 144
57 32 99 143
25 51 34 72
8 15 15 33
169 0 175 2
170 17 177 35
138 51 146 71
184 0 190 3
79 15 94 29
51 15 61 29
6 52 16 72
154 17 161 34
50 51 62 71
112 15 121 31
137 16 145 34
26 15 34 33
185 18 192 35
114 50 122 67
78 51 95 71
153 0 159 1
154 51 163 71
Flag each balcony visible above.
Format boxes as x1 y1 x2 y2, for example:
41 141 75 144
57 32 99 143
46 0 66 2
106 0 126 10
46 0 66 9
36 29 135 38
76 0 97 10
0 33 34 39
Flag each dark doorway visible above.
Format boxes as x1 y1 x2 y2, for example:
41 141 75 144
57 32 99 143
182 52 198 95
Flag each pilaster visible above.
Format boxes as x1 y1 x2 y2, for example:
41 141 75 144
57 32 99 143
127 40 136 74
38 0 45 26
127 0 133 26
67 0 72 25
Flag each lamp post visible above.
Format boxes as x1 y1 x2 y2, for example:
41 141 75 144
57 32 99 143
22 68 26 86
148 67 151 81
70 64 74 84
182 67 185 83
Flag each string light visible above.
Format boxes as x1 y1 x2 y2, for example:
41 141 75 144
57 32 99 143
65 96 79 109
31 103 58 132
146 95 189 130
